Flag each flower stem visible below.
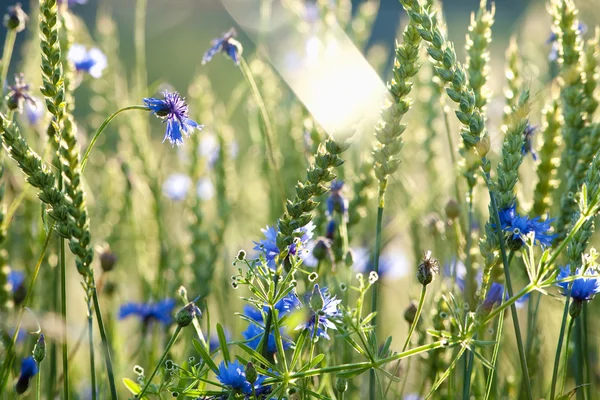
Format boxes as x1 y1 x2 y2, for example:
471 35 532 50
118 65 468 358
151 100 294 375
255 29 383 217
60 238 69 400
36 364 42 400
583 302 591 400
384 285 427 397
0 30 17 107
138 326 182 399
238 56 286 204
561 317 575 394
485 173 532 400
92 288 118 399
0 229 53 393
88 309 96 400
551 294 571 400
369 204 384 400
484 306 505 400
81 105 150 172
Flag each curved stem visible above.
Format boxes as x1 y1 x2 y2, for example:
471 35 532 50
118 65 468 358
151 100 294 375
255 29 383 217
92 288 118 399
138 326 182 399
0 228 54 393
238 57 286 204
81 106 150 172
484 167 532 400
384 285 427 397
551 296 571 399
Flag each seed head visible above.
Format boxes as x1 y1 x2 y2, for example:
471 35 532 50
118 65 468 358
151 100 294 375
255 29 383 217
417 250 439 286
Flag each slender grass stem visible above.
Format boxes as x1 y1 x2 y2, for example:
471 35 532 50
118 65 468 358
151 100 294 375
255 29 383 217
92 288 118 399
583 302 591 400
484 306 505 400
238 57 286 204
0 229 53 393
138 326 182 399
81 105 150 171
60 238 69 400
384 285 427 397
551 295 571 400
484 169 532 400
463 333 477 400
36 364 42 400
574 317 583 400
0 30 17 106
561 317 575 394
369 205 384 400
88 310 96 400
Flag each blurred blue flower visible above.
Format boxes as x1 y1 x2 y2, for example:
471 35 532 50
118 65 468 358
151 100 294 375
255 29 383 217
68 45 107 78
297 285 340 340
556 265 600 302
209 328 231 353
254 222 315 268
59 0 88 5
15 356 38 394
144 91 202 147
7 74 36 113
479 282 529 311
499 204 556 247
242 323 293 354
352 247 409 280
8 270 25 292
196 177 215 201
326 180 347 216
24 97 44 125
547 23 587 62
162 173 192 201
521 124 537 161
118 298 176 326
202 28 241 65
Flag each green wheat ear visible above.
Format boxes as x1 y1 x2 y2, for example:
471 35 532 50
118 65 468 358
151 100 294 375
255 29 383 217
503 36 523 123
533 95 562 217
466 0 495 111
550 0 590 239
372 19 421 205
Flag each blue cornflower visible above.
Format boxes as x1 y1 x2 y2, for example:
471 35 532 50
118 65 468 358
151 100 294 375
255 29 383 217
253 222 315 268
216 360 265 395
296 284 341 340
118 298 176 326
327 180 347 216
242 323 293 354
8 270 25 293
143 91 203 147
202 28 242 65
521 124 537 160
499 204 556 248
15 357 38 394
556 265 600 302
7 74 36 113
162 173 192 201
67 45 107 78
479 282 529 312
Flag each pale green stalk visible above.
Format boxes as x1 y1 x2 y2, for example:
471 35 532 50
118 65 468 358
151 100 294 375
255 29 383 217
0 30 17 107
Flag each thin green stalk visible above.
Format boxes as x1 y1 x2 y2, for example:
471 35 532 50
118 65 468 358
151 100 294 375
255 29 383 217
574 317 583 400
48 259 58 399
0 229 53 393
551 295 571 400
88 311 96 400
561 317 575 394
384 285 427 397
0 30 17 105
583 302 590 400
60 239 69 399
486 177 532 400
81 105 150 171
369 205 384 400
463 333 477 400
484 307 505 400
36 364 42 400
92 289 118 399
238 57 285 203
138 326 182 399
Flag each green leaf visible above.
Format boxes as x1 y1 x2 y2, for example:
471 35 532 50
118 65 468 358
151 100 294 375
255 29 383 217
216 323 230 364
237 343 277 371
193 338 218 373
122 378 141 396
291 329 308 370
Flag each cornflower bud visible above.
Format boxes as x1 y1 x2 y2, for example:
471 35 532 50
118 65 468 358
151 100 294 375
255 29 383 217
417 250 439 286
175 302 202 328
4 3 28 32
